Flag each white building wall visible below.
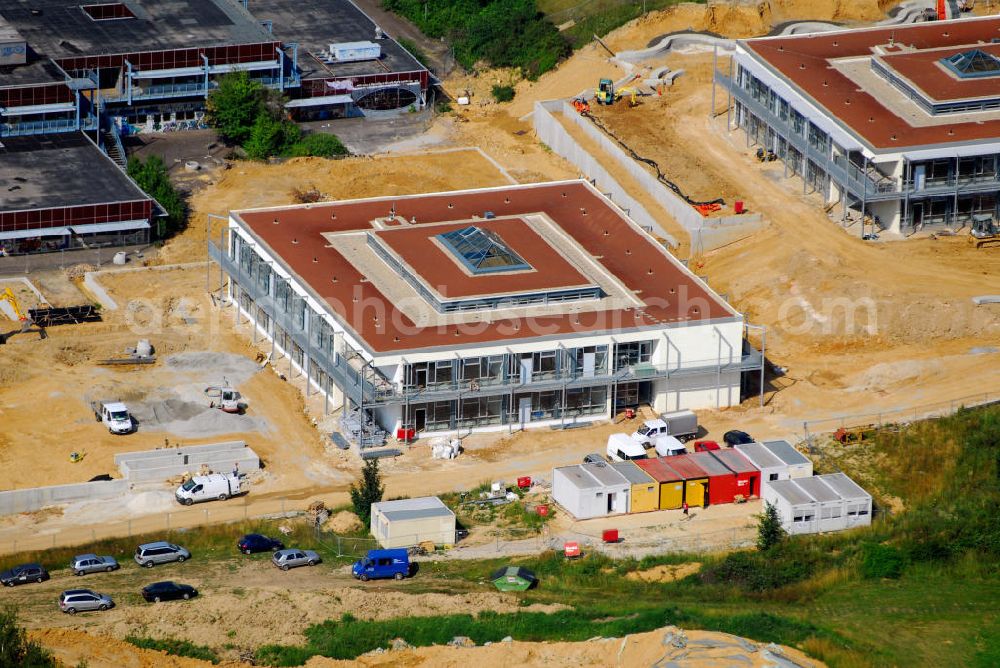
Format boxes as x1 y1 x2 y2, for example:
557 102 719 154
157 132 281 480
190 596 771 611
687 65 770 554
763 485 818 535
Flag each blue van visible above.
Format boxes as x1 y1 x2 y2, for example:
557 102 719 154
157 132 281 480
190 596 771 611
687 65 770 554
352 549 410 581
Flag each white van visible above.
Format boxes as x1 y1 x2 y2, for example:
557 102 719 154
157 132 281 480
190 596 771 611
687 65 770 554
95 401 133 435
607 433 648 462
175 474 246 505
653 435 687 457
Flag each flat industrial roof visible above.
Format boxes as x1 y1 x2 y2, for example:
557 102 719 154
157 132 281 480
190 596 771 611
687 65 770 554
761 440 811 467
249 0 424 80
0 0 272 60
688 451 732 477
734 442 784 470
742 16 1000 150
818 472 870 501
793 476 840 503
610 460 656 485
660 454 708 480
635 457 684 483
373 495 454 522
709 449 757 475
556 463 628 490
767 479 816 507
232 181 737 355
0 132 150 212
0 58 66 87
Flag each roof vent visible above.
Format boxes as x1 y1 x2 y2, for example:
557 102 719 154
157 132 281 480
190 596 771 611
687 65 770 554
625 249 632 255
580 208 587 215
331 276 337 282
312 257 318 263
273 217 279 224
799 63 805 70
448 203 454 209
845 98 851 105
292 238 299 244
890 134 897 141
504 197 510 204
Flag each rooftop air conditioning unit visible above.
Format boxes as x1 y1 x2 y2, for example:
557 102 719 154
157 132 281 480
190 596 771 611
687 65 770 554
329 41 381 63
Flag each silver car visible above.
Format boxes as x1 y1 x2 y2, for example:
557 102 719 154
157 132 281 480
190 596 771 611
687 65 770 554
271 548 321 571
134 541 191 568
59 589 114 614
71 554 120 576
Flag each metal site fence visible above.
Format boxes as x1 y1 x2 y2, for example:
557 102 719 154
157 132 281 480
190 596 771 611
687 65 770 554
802 391 999 446
0 495 305 556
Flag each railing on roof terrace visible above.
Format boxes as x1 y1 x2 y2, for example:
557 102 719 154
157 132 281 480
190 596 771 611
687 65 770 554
0 118 80 137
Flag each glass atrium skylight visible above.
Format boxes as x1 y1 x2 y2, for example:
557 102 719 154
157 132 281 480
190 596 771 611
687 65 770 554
437 225 531 274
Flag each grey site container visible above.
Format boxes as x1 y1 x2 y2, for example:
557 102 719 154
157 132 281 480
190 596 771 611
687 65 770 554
660 410 698 440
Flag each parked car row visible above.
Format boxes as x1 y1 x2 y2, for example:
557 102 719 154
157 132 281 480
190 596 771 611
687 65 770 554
2 533 412 617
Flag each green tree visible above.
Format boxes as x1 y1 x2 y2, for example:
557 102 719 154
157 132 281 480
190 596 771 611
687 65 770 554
0 605 56 667
350 459 384 529
126 155 188 237
756 500 786 552
206 71 263 144
283 133 349 158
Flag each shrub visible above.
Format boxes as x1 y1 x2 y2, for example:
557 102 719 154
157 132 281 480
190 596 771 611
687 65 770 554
124 636 219 663
0 606 55 667
206 71 264 145
283 133 349 158
860 543 904 579
350 459 384 529
701 550 813 592
757 500 786 552
126 155 187 237
491 84 516 102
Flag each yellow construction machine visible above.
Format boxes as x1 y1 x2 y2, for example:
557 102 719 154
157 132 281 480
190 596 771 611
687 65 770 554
0 287 46 344
970 215 1000 249
594 78 643 108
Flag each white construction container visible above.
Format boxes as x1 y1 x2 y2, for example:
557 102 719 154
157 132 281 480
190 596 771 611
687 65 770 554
734 442 787 486
760 440 813 478
371 496 455 548
329 41 381 62
764 473 872 535
552 463 629 519
763 479 818 535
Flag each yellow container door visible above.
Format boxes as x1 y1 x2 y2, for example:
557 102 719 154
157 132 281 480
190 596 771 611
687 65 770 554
660 482 684 509
631 483 657 513
685 479 708 507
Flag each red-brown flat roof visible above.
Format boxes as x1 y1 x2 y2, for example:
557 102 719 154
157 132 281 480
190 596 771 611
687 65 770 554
744 16 1000 150
233 182 734 355
635 458 684 483
879 43 1000 103
372 218 593 299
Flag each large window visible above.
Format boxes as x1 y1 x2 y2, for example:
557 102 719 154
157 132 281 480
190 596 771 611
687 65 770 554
458 395 506 428
614 341 653 370
564 386 608 416
574 345 608 376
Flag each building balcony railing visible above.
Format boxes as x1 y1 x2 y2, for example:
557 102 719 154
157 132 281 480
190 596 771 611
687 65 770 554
211 241 765 407
0 117 84 137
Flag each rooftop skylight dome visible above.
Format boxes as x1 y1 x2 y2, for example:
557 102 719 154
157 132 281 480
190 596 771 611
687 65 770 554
437 225 532 274
942 49 1000 79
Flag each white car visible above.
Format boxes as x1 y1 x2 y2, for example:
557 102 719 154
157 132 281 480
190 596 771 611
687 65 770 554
272 549 321 571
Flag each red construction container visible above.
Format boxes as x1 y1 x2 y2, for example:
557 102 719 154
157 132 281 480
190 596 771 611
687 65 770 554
709 449 761 498
395 427 415 441
602 529 619 543
685 451 740 506
734 200 745 214
564 541 581 558
536 504 549 516
517 476 532 490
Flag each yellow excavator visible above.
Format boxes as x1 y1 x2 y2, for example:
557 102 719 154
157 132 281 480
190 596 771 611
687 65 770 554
594 79 643 107
970 215 1000 249
0 287 46 344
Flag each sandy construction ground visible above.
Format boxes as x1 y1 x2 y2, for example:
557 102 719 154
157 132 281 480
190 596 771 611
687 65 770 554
29 623 824 668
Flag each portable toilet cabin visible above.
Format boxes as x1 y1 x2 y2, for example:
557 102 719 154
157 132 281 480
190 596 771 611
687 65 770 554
635 458 685 509
793 476 846 532
551 463 629 519
763 479 819 535
734 442 788 487
817 472 872 530
710 448 760 499
610 460 659 513
687 451 740 505
660 454 710 507
760 440 813 479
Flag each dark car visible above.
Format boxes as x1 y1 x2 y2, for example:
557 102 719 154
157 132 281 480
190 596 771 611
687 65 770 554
141 581 198 603
237 533 285 555
582 453 606 465
1 563 49 587
723 430 754 447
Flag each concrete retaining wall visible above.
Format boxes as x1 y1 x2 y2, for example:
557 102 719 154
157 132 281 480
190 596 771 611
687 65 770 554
0 480 129 515
116 441 259 483
534 100 679 248
535 100 767 253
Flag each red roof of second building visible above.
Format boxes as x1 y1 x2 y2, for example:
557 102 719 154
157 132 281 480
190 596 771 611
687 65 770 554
743 16 1000 150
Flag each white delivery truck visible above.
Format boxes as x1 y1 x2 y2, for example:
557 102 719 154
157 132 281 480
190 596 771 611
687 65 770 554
94 401 134 435
659 410 698 442
631 419 669 447
175 474 246 505
607 433 649 462
653 435 687 457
